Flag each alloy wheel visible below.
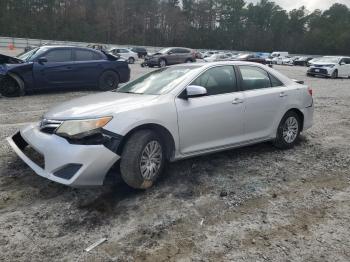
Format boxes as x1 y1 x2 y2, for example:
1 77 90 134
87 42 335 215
282 116 299 143
139 140 162 180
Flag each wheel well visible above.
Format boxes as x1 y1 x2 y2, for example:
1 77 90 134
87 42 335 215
2 73 25 94
100 69 120 81
159 58 167 64
286 108 304 131
117 124 175 160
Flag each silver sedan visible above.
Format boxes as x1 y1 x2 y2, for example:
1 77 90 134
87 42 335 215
8 62 314 189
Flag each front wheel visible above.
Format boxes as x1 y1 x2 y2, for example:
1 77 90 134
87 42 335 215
98 70 119 91
159 59 166 68
120 130 165 189
273 111 301 149
331 70 338 79
0 77 22 97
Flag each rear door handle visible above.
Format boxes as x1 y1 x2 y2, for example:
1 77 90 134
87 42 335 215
232 98 244 104
279 92 288 97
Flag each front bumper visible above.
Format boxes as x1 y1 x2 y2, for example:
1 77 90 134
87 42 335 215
301 103 314 131
307 68 332 77
7 124 120 187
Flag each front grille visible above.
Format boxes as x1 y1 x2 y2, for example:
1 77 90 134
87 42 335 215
23 146 45 169
310 68 328 74
40 119 62 134
12 132 45 169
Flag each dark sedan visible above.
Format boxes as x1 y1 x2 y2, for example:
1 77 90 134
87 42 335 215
294 57 313 66
0 46 130 97
233 54 267 64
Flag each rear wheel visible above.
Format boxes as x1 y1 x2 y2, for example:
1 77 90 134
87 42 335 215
128 57 135 64
98 70 119 91
120 130 165 189
0 77 22 97
273 111 301 149
185 59 192 63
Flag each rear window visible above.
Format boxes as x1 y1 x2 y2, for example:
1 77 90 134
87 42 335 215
75 49 102 61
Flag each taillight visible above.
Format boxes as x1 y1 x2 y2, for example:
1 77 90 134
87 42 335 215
308 87 313 96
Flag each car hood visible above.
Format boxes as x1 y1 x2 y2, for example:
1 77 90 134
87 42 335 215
0 53 23 64
311 62 337 66
44 91 159 120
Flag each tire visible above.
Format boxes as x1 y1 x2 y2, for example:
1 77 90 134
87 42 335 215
120 130 165 189
273 111 301 149
98 70 119 91
185 59 192 63
307 73 313 77
0 76 22 97
331 70 338 79
159 59 166 68
128 57 135 64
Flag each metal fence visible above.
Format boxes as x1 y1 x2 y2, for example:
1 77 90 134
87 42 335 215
0 36 163 53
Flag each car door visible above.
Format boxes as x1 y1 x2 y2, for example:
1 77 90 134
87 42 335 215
175 65 245 155
32 48 75 89
237 65 288 141
167 49 179 65
73 48 104 87
338 58 350 77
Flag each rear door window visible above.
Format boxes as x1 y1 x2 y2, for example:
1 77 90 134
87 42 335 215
75 49 102 61
239 66 272 90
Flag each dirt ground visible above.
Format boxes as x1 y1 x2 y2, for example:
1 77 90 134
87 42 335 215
0 53 350 261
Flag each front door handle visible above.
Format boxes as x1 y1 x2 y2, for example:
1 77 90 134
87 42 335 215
232 98 244 104
279 92 288 97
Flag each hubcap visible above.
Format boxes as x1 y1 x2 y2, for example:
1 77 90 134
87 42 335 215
105 76 115 87
282 117 299 143
140 141 162 180
160 60 166 67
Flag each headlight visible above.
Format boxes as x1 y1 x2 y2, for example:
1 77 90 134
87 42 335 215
55 116 112 139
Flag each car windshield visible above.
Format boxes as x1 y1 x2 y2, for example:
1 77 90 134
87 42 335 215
317 57 341 63
16 47 39 61
16 47 47 62
116 66 200 95
157 48 172 54
237 54 250 59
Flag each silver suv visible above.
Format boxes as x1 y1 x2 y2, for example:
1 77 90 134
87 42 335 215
143 47 196 68
8 62 314 189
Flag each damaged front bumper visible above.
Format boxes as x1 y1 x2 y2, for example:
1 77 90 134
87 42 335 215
7 123 121 187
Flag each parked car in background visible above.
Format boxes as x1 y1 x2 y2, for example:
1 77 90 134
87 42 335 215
87 44 108 51
294 57 313 66
307 56 350 78
266 51 289 65
233 53 267 64
203 53 230 62
7 61 313 189
109 48 138 64
130 47 147 58
0 46 130 97
142 47 196 67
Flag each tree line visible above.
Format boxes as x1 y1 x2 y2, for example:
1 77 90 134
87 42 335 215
0 0 349 55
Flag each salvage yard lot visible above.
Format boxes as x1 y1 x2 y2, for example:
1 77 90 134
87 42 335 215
0 62 350 261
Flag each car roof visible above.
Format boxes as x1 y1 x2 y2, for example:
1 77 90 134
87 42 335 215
173 61 267 68
39 45 100 51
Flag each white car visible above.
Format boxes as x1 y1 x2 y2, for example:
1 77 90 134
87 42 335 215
109 48 138 64
8 62 314 189
307 56 350 78
204 53 230 62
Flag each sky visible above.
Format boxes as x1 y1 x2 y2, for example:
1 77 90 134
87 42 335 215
247 0 350 11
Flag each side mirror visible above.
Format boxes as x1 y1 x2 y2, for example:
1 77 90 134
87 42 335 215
180 85 207 99
167 51 173 55
340 62 346 65
38 57 48 64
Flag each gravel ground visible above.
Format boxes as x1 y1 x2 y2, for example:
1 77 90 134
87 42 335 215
0 53 350 261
